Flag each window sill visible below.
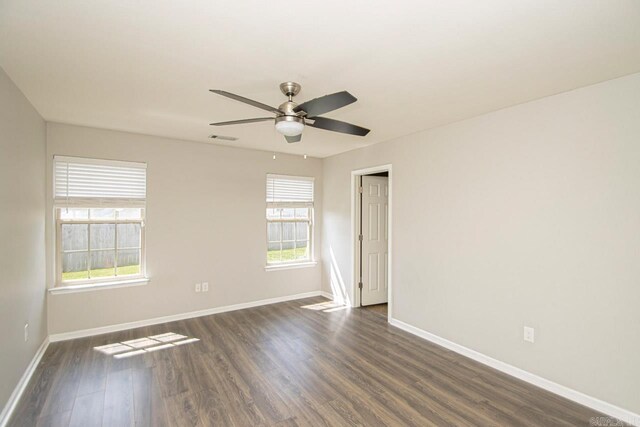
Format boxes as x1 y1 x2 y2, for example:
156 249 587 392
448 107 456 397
264 261 317 272
48 278 150 295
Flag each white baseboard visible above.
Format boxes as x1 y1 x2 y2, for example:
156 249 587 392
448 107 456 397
0 338 50 427
49 291 324 342
389 318 639 426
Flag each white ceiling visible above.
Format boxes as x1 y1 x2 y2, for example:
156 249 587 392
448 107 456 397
1 1 639 158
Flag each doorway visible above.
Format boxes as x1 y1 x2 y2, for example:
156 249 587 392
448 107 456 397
352 165 392 320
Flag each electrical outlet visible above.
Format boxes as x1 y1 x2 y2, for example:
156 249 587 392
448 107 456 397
195 283 201 292
24 323 29 342
202 282 209 292
524 326 535 343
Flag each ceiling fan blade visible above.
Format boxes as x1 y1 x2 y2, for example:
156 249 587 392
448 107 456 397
210 90 282 114
307 117 370 136
294 91 357 117
285 134 302 143
210 117 273 126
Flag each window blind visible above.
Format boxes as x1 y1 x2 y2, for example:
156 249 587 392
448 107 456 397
54 156 147 207
266 174 314 205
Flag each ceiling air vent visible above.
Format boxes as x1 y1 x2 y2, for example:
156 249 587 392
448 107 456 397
208 135 238 141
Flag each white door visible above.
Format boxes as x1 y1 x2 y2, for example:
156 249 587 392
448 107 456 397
361 175 389 306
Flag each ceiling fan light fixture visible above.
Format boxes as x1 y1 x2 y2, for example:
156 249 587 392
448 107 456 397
275 116 304 136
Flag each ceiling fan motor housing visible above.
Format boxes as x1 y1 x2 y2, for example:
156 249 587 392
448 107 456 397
278 100 299 115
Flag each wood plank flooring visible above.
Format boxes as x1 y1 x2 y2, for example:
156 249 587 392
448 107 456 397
9 297 610 426
362 303 388 318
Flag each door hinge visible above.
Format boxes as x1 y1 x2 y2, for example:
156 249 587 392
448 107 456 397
358 281 363 290
358 234 363 242
359 186 363 194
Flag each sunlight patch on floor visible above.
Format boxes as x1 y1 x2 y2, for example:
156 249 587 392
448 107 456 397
301 301 349 313
94 332 199 358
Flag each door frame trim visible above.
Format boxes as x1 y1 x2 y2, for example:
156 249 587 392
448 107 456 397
351 164 392 319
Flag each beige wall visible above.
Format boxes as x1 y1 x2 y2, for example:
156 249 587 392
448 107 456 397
0 68 47 411
321 73 640 414
46 124 322 334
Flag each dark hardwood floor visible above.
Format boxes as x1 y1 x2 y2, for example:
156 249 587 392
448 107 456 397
361 303 387 318
9 297 608 426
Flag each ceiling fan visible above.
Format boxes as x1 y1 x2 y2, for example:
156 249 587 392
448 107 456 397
209 82 370 143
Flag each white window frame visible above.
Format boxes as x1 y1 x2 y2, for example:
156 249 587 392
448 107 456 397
266 206 314 266
52 155 148 289
266 174 315 267
55 208 146 287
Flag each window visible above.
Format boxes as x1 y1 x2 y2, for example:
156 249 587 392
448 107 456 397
54 156 147 286
266 174 314 265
